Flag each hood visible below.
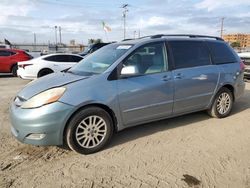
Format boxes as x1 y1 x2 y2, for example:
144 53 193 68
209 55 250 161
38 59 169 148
18 72 88 100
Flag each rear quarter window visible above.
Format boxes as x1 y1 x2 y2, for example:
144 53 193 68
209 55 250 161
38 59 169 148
207 41 239 64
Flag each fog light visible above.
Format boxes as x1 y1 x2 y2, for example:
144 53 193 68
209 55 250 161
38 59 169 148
26 133 46 140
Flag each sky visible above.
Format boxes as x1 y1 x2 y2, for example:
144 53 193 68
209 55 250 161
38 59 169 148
0 0 250 44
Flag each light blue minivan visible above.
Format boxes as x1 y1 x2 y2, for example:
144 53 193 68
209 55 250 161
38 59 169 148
10 35 245 154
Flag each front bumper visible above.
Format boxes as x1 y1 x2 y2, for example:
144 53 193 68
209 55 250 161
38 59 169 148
10 101 74 146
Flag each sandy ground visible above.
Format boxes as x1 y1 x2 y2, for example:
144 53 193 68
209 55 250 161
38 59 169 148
0 76 250 188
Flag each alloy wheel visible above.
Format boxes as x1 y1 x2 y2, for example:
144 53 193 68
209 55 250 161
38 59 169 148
75 115 107 149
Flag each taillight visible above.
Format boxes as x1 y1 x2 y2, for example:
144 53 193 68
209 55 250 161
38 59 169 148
18 64 32 69
240 60 246 71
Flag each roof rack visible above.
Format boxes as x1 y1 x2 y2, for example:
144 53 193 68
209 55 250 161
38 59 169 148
139 34 224 41
122 38 134 41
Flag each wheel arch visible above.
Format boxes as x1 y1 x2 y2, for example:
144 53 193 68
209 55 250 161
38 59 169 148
62 103 118 145
37 67 54 77
208 83 235 109
219 84 235 101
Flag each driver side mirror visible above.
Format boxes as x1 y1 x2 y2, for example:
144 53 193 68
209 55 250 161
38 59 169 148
120 65 139 77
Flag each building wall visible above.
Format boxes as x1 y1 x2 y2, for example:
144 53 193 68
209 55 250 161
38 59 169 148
223 33 250 48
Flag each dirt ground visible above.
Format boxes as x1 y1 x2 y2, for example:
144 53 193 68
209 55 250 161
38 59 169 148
0 76 250 188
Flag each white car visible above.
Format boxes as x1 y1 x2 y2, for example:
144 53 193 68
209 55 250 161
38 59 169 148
238 52 250 80
17 53 83 79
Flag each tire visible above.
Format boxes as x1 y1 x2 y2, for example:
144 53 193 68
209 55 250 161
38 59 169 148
11 64 18 77
38 68 54 78
207 87 233 118
65 107 114 154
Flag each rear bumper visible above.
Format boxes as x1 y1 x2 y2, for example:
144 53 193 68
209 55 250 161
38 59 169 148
17 68 36 80
235 80 245 101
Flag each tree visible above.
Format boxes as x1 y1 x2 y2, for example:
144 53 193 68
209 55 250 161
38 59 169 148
88 38 103 44
230 41 241 48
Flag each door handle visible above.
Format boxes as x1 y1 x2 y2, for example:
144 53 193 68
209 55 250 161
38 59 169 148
192 74 208 80
174 73 183 79
162 75 171 81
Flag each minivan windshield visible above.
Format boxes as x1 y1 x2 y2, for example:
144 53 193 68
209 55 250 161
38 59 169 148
69 43 132 75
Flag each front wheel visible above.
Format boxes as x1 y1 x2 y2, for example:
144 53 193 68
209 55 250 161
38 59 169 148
65 107 114 154
207 88 233 118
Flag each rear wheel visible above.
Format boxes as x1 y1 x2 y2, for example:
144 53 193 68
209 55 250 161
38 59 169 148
37 68 54 78
11 64 18 77
207 87 233 118
65 107 113 154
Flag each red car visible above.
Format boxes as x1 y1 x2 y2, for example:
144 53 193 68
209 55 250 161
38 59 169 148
0 48 32 76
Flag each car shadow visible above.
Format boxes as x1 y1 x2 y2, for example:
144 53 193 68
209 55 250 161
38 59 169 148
109 89 250 149
231 89 250 115
109 112 209 149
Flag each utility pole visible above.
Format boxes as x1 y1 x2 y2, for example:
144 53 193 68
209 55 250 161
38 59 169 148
54 26 58 52
33 33 36 51
59 26 62 44
121 4 129 39
54 26 58 45
220 17 225 38
133 31 136 39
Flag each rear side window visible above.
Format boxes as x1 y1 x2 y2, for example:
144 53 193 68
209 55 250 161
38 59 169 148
207 41 238 64
70 55 83 62
0 50 16 56
44 55 72 62
56 55 71 62
169 41 211 69
44 55 57 62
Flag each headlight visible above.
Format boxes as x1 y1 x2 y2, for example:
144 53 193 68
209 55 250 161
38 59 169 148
21 87 66 109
